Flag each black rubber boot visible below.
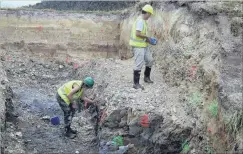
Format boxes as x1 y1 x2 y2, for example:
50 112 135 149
133 70 144 90
65 126 76 139
144 67 153 83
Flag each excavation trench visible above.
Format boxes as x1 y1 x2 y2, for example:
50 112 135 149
1 45 191 154
0 13 190 153
2 3 242 153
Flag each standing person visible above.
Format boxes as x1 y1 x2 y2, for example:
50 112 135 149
129 4 157 89
56 77 96 139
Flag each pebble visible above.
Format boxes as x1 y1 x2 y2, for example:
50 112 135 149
59 65 64 69
173 107 177 113
191 149 196 153
15 132 22 138
10 133 15 137
75 150 79 154
171 115 177 121
41 115 50 120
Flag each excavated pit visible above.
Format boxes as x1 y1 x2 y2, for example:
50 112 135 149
0 44 195 154
0 10 193 154
0 1 242 153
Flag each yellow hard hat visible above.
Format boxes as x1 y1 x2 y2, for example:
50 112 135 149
142 4 154 15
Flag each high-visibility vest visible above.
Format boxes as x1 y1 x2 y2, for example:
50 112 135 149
57 80 83 105
129 17 148 48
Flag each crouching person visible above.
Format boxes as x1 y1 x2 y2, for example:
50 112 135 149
56 77 96 138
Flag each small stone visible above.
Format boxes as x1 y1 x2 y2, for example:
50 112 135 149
10 133 15 137
41 115 50 120
191 149 196 153
59 65 64 69
173 107 176 113
171 115 177 121
15 132 22 138
75 151 79 154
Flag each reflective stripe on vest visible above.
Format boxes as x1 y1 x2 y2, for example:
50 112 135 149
129 17 148 48
130 37 146 42
57 80 83 105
